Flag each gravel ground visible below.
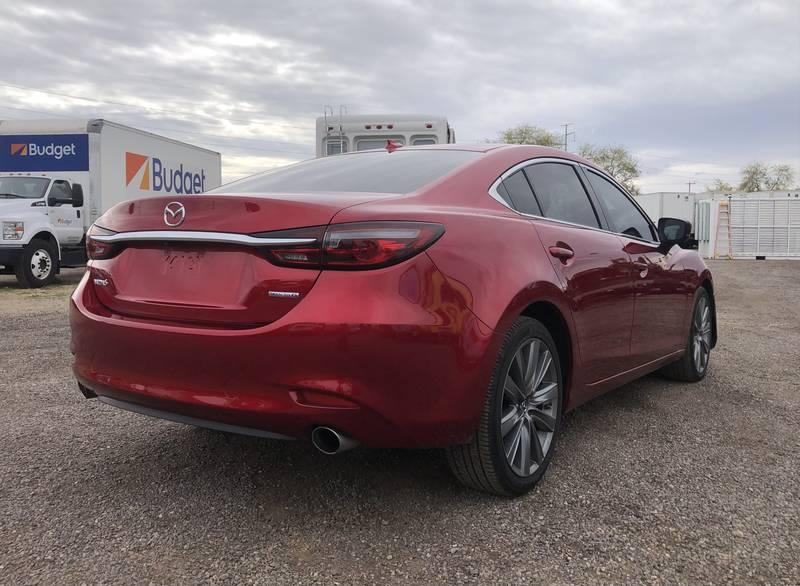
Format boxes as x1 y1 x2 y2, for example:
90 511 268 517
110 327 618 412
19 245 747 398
1 261 798 585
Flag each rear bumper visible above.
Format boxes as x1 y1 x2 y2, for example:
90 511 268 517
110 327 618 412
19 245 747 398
70 255 499 448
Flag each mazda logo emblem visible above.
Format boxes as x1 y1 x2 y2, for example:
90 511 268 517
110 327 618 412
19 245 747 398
163 202 186 227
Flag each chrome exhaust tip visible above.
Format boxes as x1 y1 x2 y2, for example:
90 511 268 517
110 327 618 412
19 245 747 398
311 426 358 455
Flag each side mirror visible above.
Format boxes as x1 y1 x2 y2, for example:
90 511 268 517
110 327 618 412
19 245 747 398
658 217 696 249
71 183 84 207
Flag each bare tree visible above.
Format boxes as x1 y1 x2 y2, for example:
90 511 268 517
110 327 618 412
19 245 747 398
578 144 641 194
765 164 795 190
498 124 561 147
737 162 795 192
738 162 770 192
707 178 735 193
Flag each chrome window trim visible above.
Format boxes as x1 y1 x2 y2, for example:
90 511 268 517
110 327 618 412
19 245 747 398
90 230 316 247
488 156 660 245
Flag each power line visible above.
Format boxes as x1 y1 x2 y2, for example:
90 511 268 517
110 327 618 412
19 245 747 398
560 123 575 152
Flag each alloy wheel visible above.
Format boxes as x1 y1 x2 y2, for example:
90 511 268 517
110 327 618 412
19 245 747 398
692 295 712 373
501 338 560 477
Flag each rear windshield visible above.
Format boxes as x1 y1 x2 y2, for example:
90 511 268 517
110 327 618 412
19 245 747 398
213 150 480 194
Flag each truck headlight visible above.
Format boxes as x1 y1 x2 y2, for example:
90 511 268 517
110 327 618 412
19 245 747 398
2 222 24 240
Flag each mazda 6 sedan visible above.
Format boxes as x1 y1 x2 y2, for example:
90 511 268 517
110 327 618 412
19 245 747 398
70 144 716 496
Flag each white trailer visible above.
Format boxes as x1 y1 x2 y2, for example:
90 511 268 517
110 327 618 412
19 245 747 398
315 113 455 157
0 118 221 287
634 192 696 223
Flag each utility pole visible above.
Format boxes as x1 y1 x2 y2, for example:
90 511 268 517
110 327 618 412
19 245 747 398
687 180 696 194
561 123 575 152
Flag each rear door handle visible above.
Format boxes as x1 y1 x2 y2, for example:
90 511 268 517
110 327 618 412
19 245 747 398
548 246 574 263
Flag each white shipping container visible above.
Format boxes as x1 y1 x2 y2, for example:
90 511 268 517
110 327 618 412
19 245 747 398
634 192 696 223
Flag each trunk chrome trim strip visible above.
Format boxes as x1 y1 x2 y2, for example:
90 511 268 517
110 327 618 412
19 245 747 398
91 230 316 247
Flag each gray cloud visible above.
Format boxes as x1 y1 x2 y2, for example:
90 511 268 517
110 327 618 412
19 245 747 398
1 0 798 189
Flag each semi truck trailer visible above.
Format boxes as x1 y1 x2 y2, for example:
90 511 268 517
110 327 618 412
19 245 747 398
0 119 221 287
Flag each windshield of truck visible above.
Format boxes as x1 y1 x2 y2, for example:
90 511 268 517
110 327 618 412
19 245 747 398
0 177 50 199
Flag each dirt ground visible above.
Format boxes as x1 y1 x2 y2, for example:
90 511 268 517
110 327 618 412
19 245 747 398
0 261 798 585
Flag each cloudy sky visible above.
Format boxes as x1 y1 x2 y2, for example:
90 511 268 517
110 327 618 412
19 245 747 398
1 0 798 191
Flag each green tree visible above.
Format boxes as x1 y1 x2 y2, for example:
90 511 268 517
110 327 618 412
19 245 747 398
578 144 641 194
498 124 561 147
707 178 735 193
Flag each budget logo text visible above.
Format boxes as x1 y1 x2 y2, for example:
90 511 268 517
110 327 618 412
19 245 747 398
125 152 207 194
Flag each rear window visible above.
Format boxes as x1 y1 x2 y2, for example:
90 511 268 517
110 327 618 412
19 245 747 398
214 150 481 195
356 137 405 151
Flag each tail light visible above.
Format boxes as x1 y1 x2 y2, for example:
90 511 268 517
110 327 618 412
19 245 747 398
258 225 326 268
86 224 122 260
257 221 444 270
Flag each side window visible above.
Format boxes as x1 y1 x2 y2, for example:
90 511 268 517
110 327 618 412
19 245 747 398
524 163 599 228
495 182 513 206
585 170 655 240
501 170 542 215
49 180 72 202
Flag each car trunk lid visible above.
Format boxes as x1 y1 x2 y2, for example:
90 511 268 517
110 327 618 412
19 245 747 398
89 193 383 327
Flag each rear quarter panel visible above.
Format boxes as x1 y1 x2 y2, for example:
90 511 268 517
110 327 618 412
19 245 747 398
331 150 586 408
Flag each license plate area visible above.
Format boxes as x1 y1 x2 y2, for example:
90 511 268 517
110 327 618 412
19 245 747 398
90 242 320 326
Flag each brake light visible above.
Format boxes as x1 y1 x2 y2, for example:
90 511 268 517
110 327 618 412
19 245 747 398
86 224 122 260
256 222 444 270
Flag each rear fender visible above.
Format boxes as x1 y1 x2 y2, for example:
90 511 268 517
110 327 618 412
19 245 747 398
494 283 581 409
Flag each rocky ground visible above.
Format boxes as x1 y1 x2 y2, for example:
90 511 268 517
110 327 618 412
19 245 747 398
0 261 798 585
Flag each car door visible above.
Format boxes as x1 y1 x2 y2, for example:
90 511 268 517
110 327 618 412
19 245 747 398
581 167 691 365
500 161 636 386
47 180 83 246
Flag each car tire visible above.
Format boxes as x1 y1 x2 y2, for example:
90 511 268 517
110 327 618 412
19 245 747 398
15 239 58 289
659 288 712 382
445 316 563 496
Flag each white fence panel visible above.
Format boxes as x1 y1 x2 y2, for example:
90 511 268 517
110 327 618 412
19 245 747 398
729 198 800 258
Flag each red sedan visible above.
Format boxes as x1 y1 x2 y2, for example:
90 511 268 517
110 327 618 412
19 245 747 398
70 144 716 496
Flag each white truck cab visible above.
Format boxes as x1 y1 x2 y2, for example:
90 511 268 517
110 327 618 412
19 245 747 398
0 173 87 286
0 119 221 287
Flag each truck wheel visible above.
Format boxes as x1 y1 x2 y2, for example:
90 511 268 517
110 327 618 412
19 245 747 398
15 239 58 288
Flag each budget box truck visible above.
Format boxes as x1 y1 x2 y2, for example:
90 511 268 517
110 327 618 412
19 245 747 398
0 119 221 287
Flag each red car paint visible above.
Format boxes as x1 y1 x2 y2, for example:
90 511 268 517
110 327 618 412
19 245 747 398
70 144 714 447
